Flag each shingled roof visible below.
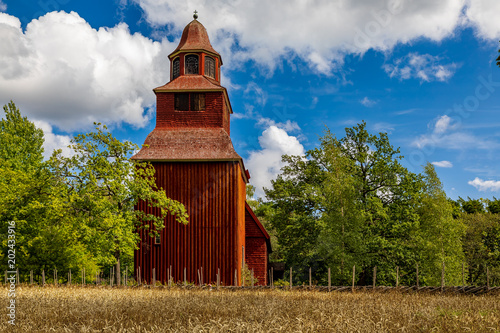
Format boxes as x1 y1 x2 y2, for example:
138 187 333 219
131 128 242 161
154 75 223 92
169 19 220 59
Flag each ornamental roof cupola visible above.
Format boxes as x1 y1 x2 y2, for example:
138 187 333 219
165 13 222 84
132 13 244 175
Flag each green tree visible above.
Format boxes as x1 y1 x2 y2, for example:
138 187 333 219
486 197 500 214
497 42 500 68
312 131 366 284
416 163 465 285
263 122 465 286
458 197 486 214
0 101 92 282
50 123 188 284
461 213 500 285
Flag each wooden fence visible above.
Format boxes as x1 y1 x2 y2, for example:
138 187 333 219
4 264 498 295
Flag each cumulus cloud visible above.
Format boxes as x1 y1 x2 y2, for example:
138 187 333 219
360 97 377 107
468 177 500 192
0 1 6 12
0 11 177 132
134 0 471 74
245 125 305 198
432 160 453 168
383 53 459 82
33 120 73 158
465 0 500 40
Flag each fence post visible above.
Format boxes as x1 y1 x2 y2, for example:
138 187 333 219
217 268 220 290
328 267 331 292
271 267 274 288
170 265 173 287
16 268 19 285
30 270 33 285
234 269 237 287
201 266 204 285
396 266 399 288
4 271 7 285
441 262 445 292
152 268 156 287
462 262 465 289
487 266 490 290
289 267 292 290
69 269 71 285
352 265 355 292
184 267 187 286
373 266 377 289
251 269 254 287
242 246 245 286
125 266 128 287
199 269 202 286
42 269 45 286
309 267 312 288
416 263 419 289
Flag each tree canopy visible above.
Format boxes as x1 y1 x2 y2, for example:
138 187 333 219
1 103 188 284
261 122 465 286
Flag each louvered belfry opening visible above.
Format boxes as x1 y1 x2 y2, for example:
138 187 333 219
132 16 270 286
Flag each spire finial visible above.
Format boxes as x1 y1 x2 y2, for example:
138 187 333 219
193 10 198 20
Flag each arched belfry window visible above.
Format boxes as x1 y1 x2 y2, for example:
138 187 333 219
172 57 180 80
205 56 215 78
185 54 199 74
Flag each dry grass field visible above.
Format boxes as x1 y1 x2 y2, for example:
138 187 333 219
1 285 500 332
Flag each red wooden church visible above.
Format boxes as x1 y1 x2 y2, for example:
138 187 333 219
132 15 271 286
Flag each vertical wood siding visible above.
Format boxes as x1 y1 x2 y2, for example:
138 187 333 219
245 208 268 285
134 161 245 286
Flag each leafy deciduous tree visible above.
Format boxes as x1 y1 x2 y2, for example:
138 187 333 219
50 123 188 284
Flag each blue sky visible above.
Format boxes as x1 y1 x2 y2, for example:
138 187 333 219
1 0 499 200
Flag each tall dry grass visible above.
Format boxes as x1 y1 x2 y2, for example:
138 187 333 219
1 285 499 332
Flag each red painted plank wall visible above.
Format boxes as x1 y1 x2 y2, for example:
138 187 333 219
244 209 268 285
155 92 230 134
135 161 245 286
245 238 267 285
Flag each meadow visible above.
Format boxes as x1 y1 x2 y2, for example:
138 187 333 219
1 286 500 332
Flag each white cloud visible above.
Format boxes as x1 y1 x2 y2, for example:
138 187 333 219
244 82 267 106
434 115 453 134
432 160 453 168
413 114 499 150
33 120 73 158
0 11 177 132
383 53 458 82
0 1 6 12
465 0 500 40
360 97 377 107
245 125 305 198
135 0 469 74
468 177 500 192
373 122 394 133
256 117 300 132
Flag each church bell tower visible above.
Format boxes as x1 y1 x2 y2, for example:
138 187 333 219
132 14 250 286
